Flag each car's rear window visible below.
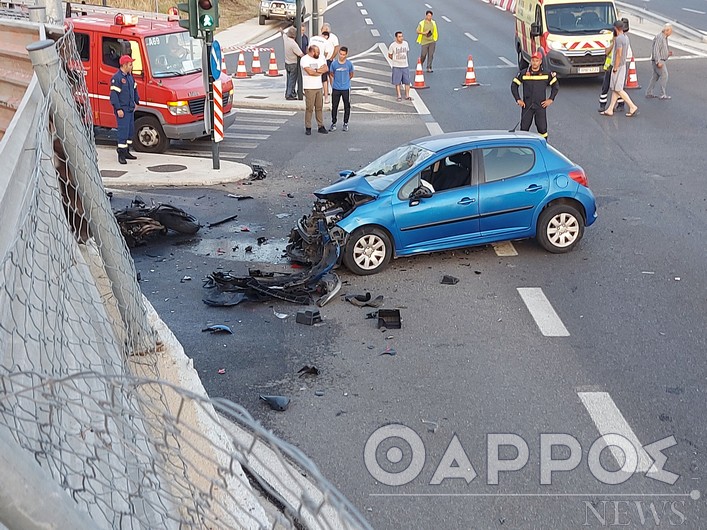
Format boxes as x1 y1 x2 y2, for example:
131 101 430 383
546 144 574 166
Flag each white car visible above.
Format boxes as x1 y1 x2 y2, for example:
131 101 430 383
258 0 305 25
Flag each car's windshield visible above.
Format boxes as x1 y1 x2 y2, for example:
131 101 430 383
545 3 616 34
145 32 203 77
359 144 435 191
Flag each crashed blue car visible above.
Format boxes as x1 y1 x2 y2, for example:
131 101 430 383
287 131 597 275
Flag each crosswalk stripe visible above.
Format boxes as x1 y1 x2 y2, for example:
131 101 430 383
517 287 570 336
351 91 403 104
236 108 297 116
234 116 288 124
578 392 654 473
353 58 389 66
353 76 393 88
231 124 280 131
225 133 270 140
352 65 391 76
351 102 406 113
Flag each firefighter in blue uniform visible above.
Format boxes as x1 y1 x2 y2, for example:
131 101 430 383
511 51 559 139
110 55 139 164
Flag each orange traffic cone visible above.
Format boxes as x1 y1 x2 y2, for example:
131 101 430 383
266 49 282 77
220 56 230 79
250 48 262 74
625 56 640 89
461 55 479 86
412 58 428 89
235 52 250 79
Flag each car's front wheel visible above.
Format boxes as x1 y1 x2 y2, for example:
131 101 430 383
259 14 266 25
536 203 584 253
134 116 168 153
343 227 392 275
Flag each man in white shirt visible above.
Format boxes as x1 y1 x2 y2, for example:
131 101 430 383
388 31 411 101
309 30 335 104
300 45 329 135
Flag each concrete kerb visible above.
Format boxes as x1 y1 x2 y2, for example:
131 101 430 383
97 145 252 187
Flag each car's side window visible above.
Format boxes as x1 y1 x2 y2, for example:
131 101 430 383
431 151 472 192
481 147 535 183
399 173 422 199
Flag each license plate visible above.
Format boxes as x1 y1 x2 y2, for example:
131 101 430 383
578 66 600 74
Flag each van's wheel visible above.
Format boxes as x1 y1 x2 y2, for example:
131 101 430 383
343 227 392 275
537 204 584 253
517 48 529 70
259 15 266 25
134 116 169 153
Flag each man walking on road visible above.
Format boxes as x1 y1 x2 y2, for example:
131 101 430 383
511 51 558 138
109 55 139 164
600 20 639 117
301 45 328 135
329 46 354 132
416 10 438 73
389 31 412 101
283 27 303 100
646 23 673 100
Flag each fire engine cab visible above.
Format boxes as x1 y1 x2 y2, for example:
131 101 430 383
69 4 236 152
515 0 619 77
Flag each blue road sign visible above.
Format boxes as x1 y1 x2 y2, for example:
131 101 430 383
210 40 221 77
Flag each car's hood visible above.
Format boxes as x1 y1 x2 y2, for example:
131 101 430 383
314 175 379 199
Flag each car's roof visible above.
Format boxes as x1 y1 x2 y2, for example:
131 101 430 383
411 130 546 152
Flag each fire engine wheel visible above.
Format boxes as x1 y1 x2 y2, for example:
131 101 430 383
537 203 584 254
343 227 392 276
134 116 169 153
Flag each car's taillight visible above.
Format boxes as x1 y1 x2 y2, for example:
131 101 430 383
569 169 587 187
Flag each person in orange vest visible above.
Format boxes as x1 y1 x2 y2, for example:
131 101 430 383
416 10 438 73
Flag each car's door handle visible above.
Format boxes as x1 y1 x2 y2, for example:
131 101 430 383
525 184 543 192
458 197 476 205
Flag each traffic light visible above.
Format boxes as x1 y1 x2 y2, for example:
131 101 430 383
197 0 219 32
177 0 198 39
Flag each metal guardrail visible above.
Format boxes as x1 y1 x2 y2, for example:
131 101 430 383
616 1 707 43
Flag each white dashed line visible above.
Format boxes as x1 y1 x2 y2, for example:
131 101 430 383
578 392 654 473
371 29 380 37
442 15 451 22
425 3 432 8
492 241 517 256
360 9 368 15
356 1 363 6
517 287 569 336
365 18 373 25
465 32 478 41
498 56 515 67
426 122 444 135
682 7 705 15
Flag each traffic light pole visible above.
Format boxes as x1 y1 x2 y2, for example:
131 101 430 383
295 0 303 100
205 31 220 170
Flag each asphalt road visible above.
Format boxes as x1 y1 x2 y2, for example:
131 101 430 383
620 0 707 33
123 1 707 528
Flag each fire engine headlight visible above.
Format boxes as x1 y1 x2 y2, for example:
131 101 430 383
168 100 190 115
547 41 567 51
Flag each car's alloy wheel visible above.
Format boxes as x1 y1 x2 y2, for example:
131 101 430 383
537 204 584 253
343 227 392 275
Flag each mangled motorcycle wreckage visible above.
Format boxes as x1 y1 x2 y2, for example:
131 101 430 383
113 197 200 246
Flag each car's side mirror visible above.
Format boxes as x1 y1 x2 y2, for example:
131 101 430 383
409 185 432 206
530 23 541 37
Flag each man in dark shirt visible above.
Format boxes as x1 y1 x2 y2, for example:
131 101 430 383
511 51 559 138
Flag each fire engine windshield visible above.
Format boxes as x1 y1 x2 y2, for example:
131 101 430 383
146 32 203 77
544 3 616 34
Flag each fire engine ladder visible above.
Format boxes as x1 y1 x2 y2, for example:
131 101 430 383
64 2 178 21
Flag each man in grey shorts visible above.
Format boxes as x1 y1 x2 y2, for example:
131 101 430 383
388 31 412 101
601 20 638 117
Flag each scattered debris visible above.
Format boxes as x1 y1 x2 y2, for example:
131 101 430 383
250 164 267 181
244 246 253 253
365 312 378 319
275 213 291 219
674 277 681 281
298 365 321 377
377 309 402 329
287 193 295 198
259 395 290 411
344 292 384 308
207 214 238 228
421 419 439 433
257 236 268 246
379 346 397 356
475 270 482 275
441 275 459 285
296 309 322 325
227 194 254 200
113 197 200 246
641 271 655 275
240 225 250 232
201 324 233 334
273 309 289 319
202 291 248 307
314 390 325 397
180 275 192 283
218 368 226 374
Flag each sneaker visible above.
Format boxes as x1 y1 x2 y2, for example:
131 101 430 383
305 128 311 135
659 95 671 100
329 123 337 132
645 94 657 99
318 126 328 134
324 96 330 104
342 123 349 132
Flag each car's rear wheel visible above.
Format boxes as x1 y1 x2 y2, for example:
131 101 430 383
343 227 392 275
537 203 584 253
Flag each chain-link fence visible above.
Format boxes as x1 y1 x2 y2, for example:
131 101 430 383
0 21 370 530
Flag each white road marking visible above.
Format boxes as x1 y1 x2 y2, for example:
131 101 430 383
682 7 706 15
425 3 432 8
351 57 388 65
361 9 368 15
371 29 380 37
465 32 478 41
231 124 280 131
426 122 444 135
442 15 451 22
578 392 654 473
235 108 296 116
365 18 373 25
356 1 363 6
353 76 393 88
225 133 270 140
492 241 518 256
348 43 381 60
233 116 288 124
499 56 515 66
516 287 570 336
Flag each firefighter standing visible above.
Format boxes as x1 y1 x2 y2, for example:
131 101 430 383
110 55 139 164
511 51 558 139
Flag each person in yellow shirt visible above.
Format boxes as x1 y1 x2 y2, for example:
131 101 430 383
416 10 438 73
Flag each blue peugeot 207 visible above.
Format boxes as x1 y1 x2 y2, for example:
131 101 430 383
287 131 597 275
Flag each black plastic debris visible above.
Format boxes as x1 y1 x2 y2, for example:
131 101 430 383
286 193 295 198
208 214 238 228
244 245 253 253
379 346 397 356
202 291 247 307
257 236 268 246
259 395 289 411
441 275 459 285
250 164 267 180
344 292 384 308
377 309 402 329
296 309 322 325
366 312 378 319
314 390 325 397
298 365 321 377
227 194 254 200
201 324 233 334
